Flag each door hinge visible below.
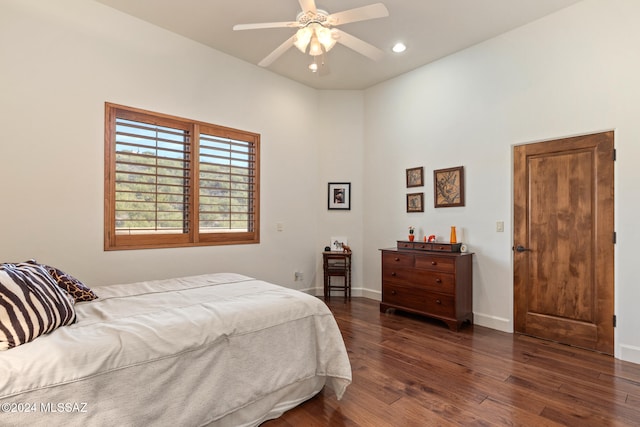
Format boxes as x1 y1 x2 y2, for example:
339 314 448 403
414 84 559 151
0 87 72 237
613 315 617 327
613 149 616 161
613 232 617 244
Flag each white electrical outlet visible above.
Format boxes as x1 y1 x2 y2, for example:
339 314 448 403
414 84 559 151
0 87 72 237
276 222 284 232
294 271 303 281
496 221 504 232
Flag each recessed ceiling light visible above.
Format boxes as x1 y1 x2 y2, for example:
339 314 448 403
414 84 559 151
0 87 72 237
392 43 406 53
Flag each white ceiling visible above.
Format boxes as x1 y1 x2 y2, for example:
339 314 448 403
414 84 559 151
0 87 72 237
94 0 583 90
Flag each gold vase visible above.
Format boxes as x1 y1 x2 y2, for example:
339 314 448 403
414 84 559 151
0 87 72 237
450 226 457 244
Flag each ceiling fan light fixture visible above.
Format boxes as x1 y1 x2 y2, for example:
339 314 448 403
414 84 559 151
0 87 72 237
308 34 323 56
315 26 337 52
235 2 390 68
294 26 313 53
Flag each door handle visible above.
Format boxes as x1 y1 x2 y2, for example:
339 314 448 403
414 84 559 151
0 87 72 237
515 245 531 252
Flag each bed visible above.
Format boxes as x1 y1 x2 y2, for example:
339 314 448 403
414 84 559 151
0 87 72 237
0 271 352 426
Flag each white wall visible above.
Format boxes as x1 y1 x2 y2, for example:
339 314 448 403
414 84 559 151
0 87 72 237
0 0 322 290
315 91 365 294
2 0 639 364
362 0 640 363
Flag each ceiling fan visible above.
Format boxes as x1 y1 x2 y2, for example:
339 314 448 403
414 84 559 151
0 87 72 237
233 0 389 68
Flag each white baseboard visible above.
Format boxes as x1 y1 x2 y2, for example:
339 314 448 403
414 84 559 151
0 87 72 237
359 288 381 301
472 312 512 333
311 287 380 300
619 344 640 364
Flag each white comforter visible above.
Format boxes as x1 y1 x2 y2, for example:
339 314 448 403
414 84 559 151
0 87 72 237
0 273 352 426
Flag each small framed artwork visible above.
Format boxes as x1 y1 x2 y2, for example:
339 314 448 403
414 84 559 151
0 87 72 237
406 166 424 188
406 192 424 213
330 236 348 251
328 182 351 210
434 166 465 208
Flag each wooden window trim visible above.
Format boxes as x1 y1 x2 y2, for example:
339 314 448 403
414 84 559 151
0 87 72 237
104 102 260 250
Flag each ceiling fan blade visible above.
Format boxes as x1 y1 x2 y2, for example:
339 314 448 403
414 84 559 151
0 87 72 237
299 0 317 14
258 35 296 67
233 21 298 31
327 3 389 26
332 29 384 61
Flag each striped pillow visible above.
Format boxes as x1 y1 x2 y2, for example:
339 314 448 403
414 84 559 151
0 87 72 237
0 263 76 350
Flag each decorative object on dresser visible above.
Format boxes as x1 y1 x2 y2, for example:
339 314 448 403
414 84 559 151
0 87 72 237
380 243 473 331
408 226 415 242
323 251 352 300
406 192 424 212
330 236 348 252
406 166 424 188
434 166 465 208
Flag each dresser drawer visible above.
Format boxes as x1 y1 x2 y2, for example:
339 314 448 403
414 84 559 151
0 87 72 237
397 241 414 250
382 251 414 268
382 267 411 284
414 254 455 273
430 243 462 252
421 272 455 294
383 282 456 318
411 242 431 251
382 268 455 294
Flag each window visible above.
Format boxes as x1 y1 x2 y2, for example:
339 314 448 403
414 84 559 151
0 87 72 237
104 103 260 250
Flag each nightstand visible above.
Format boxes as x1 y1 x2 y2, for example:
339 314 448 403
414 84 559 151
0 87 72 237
322 251 351 300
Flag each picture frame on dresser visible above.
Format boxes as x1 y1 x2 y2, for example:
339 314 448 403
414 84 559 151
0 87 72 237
434 166 465 208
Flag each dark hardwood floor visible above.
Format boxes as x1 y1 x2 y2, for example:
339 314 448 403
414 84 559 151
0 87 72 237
264 297 640 426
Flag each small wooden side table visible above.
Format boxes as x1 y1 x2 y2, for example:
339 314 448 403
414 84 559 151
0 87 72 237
322 251 352 300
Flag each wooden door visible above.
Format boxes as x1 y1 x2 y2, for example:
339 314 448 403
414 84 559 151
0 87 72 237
513 131 614 354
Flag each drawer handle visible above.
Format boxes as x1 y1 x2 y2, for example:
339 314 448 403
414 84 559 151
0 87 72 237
438 246 445 250
394 257 400 261
431 261 437 266
391 290 397 295
436 299 442 304
391 272 397 277
435 278 442 284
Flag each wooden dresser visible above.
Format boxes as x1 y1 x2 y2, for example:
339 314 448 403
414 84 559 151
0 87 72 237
380 244 473 331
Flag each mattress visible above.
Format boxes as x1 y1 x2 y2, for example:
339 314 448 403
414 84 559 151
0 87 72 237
0 273 352 426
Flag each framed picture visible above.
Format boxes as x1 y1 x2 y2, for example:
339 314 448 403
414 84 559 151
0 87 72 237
330 236 348 251
328 182 351 210
406 166 424 188
434 166 465 208
406 192 424 212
